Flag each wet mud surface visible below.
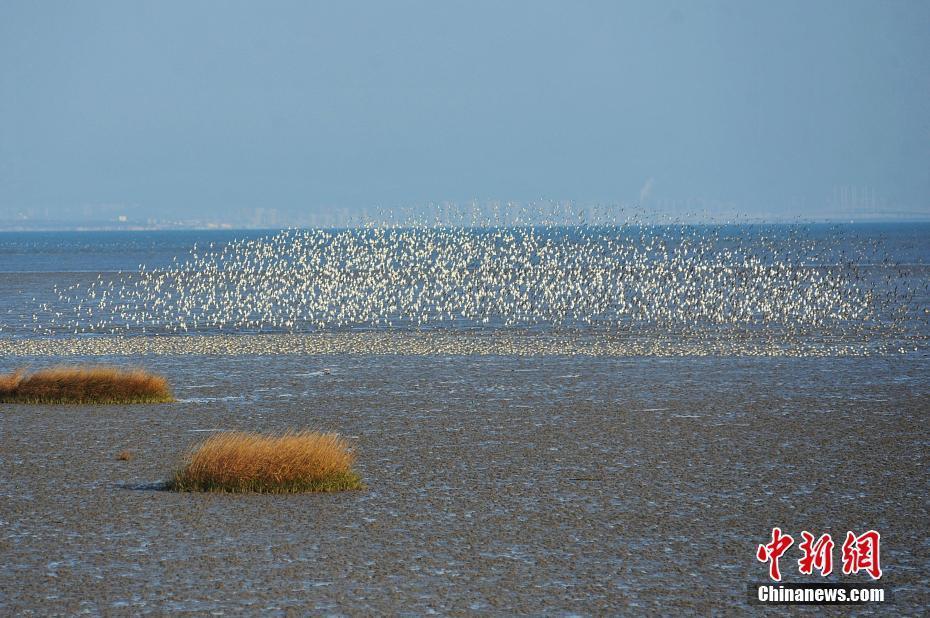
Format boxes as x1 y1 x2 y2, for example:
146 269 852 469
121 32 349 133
1 355 927 614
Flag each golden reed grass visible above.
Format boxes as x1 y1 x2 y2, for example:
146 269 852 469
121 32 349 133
0 366 173 404
169 430 363 493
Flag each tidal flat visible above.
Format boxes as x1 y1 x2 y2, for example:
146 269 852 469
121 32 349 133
0 353 927 614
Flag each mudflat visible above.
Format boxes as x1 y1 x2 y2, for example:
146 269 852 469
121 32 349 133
1 354 926 614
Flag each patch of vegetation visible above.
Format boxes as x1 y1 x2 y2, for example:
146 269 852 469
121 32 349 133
168 430 364 494
0 366 174 404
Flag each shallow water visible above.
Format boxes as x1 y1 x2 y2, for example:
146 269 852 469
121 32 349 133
1 355 928 613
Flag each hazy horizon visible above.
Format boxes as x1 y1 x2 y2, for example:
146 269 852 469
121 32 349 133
2 0 928 228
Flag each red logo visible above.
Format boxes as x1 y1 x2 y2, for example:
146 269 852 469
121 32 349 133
842 530 882 580
756 527 794 581
798 531 834 576
758 528 881 581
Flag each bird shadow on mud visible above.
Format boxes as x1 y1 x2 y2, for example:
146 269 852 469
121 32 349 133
116 480 172 491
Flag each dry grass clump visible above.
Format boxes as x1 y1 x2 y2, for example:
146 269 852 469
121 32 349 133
169 430 363 493
0 366 173 404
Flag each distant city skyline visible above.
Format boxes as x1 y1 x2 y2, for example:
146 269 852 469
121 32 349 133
1 1 928 228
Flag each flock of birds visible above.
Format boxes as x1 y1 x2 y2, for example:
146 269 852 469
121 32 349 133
16 210 923 356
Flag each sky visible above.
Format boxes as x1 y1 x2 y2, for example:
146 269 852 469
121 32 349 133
1 0 928 226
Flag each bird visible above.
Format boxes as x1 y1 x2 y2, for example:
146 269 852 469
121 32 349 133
17 202 922 359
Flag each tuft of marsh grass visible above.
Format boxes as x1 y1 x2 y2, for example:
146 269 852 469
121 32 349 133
0 366 173 404
169 430 363 494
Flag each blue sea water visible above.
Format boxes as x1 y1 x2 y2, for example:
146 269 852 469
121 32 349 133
0 224 928 273
0 229 264 273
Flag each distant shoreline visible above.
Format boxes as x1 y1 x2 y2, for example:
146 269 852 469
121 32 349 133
2 219 930 233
